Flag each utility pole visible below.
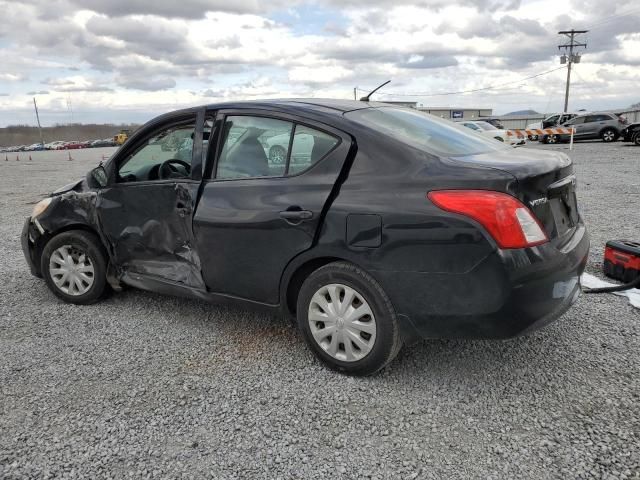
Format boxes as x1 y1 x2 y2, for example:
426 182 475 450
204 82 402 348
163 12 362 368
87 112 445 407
353 87 357 100
558 29 588 112
33 97 44 146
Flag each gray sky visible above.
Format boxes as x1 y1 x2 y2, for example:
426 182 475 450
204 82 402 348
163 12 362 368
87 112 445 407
0 0 639 126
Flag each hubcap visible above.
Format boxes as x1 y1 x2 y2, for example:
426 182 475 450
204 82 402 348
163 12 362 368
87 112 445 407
604 131 614 141
308 284 377 362
270 147 285 164
49 245 95 296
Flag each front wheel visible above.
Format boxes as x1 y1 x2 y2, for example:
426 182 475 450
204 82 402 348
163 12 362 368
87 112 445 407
41 230 108 305
634 132 640 146
601 128 617 142
297 262 402 376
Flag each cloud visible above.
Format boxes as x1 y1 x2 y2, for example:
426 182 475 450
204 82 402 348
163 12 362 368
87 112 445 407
0 0 638 126
399 55 459 69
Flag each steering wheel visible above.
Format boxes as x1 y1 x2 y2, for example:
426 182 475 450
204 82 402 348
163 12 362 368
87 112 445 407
158 159 191 179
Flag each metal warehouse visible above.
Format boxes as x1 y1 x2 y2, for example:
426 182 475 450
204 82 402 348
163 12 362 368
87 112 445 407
381 101 492 120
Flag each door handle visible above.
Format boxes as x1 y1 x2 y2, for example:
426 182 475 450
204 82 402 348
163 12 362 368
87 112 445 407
279 209 313 222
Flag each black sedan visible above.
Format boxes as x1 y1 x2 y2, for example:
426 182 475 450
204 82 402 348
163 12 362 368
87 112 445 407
621 123 640 145
22 99 589 375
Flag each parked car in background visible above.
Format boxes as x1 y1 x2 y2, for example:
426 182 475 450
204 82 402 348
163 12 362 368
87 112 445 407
63 141 87 150
540 112 628 144
264 131 315 164
24 143 45 151
44 141 65 150
526 112 580 141
90 138 117 148
620 123 640 145
22 100 588 375
458 120 525 146
479 118 505 129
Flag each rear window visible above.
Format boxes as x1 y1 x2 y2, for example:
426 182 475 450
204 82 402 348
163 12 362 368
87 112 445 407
345 107 508 157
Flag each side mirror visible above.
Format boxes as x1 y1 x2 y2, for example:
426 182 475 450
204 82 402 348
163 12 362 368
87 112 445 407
88 165 108 188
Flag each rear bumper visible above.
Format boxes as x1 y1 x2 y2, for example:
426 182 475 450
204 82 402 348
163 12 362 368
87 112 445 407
376 224 590 340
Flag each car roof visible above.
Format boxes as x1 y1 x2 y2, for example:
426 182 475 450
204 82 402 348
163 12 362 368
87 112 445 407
160 99 398 120
203 98 388 113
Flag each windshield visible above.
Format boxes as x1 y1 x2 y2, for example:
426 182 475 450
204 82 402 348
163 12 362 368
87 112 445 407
475 122 497 131
345 107 508 157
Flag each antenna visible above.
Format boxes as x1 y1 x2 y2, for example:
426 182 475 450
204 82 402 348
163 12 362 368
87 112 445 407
360 80 391 102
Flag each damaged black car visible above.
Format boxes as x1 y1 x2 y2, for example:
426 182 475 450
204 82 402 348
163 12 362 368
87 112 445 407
22 99 590 375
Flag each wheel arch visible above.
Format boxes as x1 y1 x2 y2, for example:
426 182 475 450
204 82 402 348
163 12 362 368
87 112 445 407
32 223 105 276
283 255 349 317
599 126 619 139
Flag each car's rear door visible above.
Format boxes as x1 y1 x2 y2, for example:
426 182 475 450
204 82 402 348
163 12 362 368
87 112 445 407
193 110 352 305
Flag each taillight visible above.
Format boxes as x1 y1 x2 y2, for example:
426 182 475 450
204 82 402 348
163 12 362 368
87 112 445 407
427 190 548 249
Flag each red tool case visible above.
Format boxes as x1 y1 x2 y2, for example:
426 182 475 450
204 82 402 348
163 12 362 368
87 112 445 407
604 240 640 283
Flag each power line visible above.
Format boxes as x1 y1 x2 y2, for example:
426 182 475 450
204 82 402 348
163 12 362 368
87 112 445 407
585 6 640 30
356 65 567 98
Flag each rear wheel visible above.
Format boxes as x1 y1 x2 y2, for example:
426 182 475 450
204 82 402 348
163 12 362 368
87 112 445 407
545 134 559 144
296 262 402 376
41 230 108 305
601 128 617 142
632 132 640 146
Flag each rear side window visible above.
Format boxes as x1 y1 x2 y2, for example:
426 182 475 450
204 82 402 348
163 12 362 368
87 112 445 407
215 115 339 179
289 125 338 175
585 114 612 123
345 107 507 157
217 116 292 179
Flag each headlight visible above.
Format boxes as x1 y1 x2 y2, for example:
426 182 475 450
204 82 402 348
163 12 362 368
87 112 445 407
31 197 52 218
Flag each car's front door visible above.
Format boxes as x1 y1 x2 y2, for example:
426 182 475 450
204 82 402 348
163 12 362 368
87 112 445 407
193 111 352 305
98 110 210 288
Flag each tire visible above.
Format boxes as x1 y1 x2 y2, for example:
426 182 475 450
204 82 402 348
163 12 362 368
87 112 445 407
633 132 640 146
41 230 108 305
268 145 286 164
601 128 617 143
546 134 559 144
296 262 402 376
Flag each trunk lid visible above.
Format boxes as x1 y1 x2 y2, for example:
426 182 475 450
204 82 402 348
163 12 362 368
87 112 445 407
450 148 580 242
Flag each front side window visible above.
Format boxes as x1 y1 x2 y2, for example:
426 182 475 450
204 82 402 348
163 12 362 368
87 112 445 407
118 122 195 182
568 116 586 125
462 123 480 131
215 116 339 179
345 107 507 157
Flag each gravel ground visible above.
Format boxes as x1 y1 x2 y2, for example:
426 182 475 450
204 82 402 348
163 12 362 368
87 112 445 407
1 143 639 479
